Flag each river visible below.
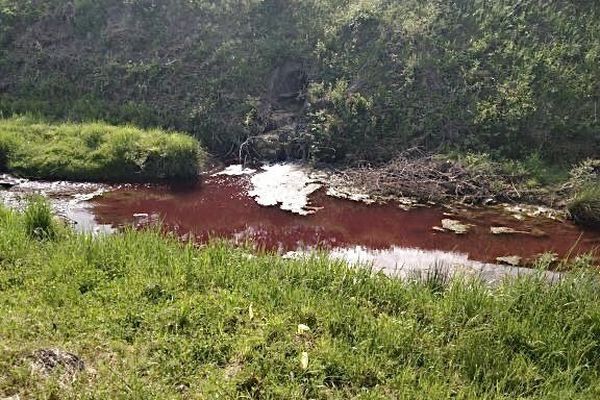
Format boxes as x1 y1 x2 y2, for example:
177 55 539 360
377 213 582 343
1 165 598 282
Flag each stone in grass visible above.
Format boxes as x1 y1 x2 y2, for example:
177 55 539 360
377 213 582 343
440 219 471 235
297 324 311 334
496 256 522 266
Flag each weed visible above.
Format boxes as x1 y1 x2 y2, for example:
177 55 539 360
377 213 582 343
23 196 57 240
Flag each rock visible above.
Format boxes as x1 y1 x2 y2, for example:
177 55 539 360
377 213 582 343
432 226 446 233
503 204 564 221
441 219 471 235
0 181 15 189
496 256 522 266
0 174 24 189
490 226 547 237
250 133 285 161
490 226 523 235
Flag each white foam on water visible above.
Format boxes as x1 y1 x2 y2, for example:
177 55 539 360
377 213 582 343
248 163 323 215
0 175 113 234
213 164 257 176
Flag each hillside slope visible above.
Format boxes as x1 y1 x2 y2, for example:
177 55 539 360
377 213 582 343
1 0 599 163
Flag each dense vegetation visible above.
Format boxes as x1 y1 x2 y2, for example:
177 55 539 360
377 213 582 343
0 0 598 163
0 117 204 182
569 184 600 229
0 202 598 398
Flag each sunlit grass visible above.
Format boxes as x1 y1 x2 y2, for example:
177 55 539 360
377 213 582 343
0 116 205 182
0 205 599 398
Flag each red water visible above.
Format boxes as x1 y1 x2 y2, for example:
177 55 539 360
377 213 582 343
91 175 600 264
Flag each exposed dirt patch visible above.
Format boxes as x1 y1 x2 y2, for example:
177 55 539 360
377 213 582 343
30 348 86 383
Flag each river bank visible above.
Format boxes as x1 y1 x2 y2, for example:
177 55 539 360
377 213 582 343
1 202 600 398
0 117 204 183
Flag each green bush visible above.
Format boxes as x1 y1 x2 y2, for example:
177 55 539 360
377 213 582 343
23 196 57 240
568 184 600 229
0 116 206 182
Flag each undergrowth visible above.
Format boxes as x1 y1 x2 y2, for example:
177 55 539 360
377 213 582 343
0 205 600 398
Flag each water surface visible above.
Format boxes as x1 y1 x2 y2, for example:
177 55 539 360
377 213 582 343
91 174 600 265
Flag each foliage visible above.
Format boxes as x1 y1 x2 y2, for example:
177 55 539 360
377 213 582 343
0 0 598 163
307 81 378 162
1 206 600 398
568 184 600 229
569 159 600 190
0 116 205 182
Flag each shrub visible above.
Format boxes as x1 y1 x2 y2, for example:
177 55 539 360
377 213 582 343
568 184 600 229
23 196 57 240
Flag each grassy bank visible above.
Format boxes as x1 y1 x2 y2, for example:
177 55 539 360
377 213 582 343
1 203 600 398
0 117 205 182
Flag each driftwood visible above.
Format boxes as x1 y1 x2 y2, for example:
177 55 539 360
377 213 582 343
331 148 538 204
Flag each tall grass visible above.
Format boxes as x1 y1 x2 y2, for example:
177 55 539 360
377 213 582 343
0 116 205 182
22 196 57 240
0 206 600 398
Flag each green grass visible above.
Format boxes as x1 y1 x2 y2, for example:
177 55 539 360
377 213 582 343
1 204 600 398
569 184 600 229
22 196 58 240
0 116 205 182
